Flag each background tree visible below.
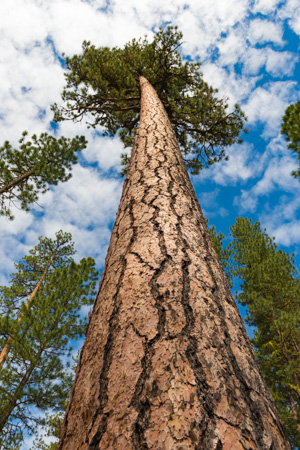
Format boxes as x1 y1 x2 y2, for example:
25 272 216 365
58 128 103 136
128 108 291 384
31 351 80 450
0 231 98 449
281 100 300 180
52 26 247 175
0 131 87 219
207 221 233 287
228 217 300 448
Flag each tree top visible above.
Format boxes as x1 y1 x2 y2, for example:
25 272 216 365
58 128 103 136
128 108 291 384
52 26 247 174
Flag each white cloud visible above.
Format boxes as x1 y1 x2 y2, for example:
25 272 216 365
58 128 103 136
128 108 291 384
241 47 267 75
0 39 64 142
265 48 297 77
234 136 299 213
244 81 298 137
251 156 297 196
248 19 284 45
268 221 300 246
215 24 296 79
202 63 259 107
241 47 297 77
259 194 300 246
217 30 246 66
0 1 48 50
42 165 122 228
175 0 249 59
252 0 283 15
278 0 300 35
84 135 124 172
203 143 261 186
0 165 123 279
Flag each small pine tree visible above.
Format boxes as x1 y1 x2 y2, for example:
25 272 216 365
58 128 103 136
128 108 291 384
0 231 98 448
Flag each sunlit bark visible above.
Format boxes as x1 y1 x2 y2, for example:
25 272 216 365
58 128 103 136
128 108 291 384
58 77 289 449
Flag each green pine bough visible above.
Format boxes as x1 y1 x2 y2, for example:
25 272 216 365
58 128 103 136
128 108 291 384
281 100 300 180
0 231 98 449
51 26 247 176
0 131 87 220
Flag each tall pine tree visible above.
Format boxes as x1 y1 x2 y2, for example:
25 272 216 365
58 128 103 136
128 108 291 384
57 76 289 448
52 27 289 448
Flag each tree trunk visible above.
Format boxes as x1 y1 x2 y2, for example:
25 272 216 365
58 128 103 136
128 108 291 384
0 349 42 432
0 169 34 195
0 250 56 370
58 77 289 449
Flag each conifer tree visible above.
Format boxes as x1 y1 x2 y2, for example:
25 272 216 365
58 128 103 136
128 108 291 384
229 217 300 448
57 76 289 448
0 231 98 448
0 131 87 219
52 27 289 449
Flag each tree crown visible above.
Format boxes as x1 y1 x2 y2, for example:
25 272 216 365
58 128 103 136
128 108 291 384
0 132 87 219
52 27 247 174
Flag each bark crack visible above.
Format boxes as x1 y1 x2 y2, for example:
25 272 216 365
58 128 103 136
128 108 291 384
88 201 138 448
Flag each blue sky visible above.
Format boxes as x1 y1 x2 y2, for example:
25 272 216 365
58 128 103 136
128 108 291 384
0 0 299 446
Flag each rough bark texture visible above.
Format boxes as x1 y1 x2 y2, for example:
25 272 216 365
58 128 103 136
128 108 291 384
58 77 289 449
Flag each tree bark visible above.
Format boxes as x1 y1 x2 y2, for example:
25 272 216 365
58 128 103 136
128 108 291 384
0 169 34 196
58 77 290 449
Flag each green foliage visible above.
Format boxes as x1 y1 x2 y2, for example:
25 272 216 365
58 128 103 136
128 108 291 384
230 217 300 448
52 26 246 175
207 222 233 287
0 131 87 219
0 231 98 448
32 413 62 450
32 352 80 450
281 100 300 180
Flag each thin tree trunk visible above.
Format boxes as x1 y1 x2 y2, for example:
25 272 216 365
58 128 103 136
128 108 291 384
58 77 290 449
0 169 34 195
0 251 56 370
0 345 44 431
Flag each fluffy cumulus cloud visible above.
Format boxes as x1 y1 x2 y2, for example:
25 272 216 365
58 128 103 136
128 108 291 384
84 135 125 172
252 0 282 15
202 60 264 115
258 193 300 246
199 143 263 186
247 18 284 45
279 0 300 35
244 81 298 137
233 136 299 246
267 220 300 246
